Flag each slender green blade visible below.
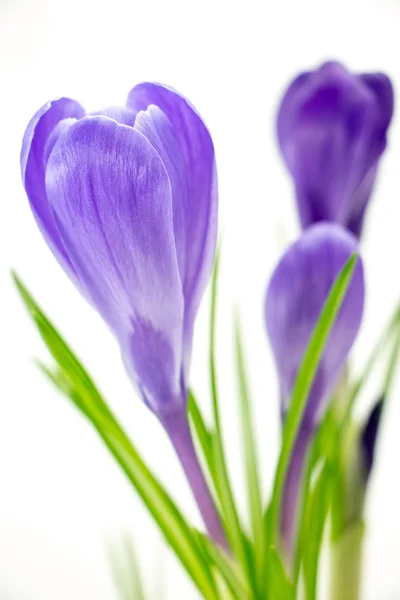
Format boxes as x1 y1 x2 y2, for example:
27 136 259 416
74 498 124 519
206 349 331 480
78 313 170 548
13 273 114 421
108 542 136 600
382 322 400 400
234 317 266 593
197 533 251 600
302 463 332 600
267 547 295 600
208 254 251 584
292 443 316 583
107 536 147 600
101 428 217 600
188 390 216 483
123 536 147 600
13 273 218 600
268 254 359 555
188 391 226 527
293 408 336 583
345 302 400 418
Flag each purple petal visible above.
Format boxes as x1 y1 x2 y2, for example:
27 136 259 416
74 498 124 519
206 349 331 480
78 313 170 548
127 83 218 380
277 62 394 236
134 105 187 282
277 70 312 157
45 116 184 413
21 98 85 273
90 106 137 127
265 223 364 424
359 73 394 133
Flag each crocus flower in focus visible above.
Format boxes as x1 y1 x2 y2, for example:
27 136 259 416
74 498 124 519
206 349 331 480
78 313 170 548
265 223 365 558
21 84 225 546
277 61 394 237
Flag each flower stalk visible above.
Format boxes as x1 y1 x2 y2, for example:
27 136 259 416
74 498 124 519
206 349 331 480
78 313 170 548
161 410 227 549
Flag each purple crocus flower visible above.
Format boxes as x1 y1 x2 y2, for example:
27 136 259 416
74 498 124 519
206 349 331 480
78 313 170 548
265 223 365 559
21 84 225 546
277 61 394 237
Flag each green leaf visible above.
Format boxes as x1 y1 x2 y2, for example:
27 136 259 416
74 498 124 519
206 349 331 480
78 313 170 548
107 536 147 600
208 255 251 583
345 302 400 419
122 536 147 600
234 317 266 594
196 533 251 600
268 253 359 557
267 547 295 600
382 321 400 400
13 273 218 600
188 390 216 486
302 462 332 600
292 443 316 583
293 408 337 584
188 391 226 530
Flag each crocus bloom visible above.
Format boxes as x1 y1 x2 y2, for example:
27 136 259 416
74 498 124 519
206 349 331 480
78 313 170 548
277 61 394 237
21 84 225 546
265 223 365 558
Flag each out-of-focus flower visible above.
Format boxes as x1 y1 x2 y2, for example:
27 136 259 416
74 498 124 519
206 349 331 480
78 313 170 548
21 84 225 546
277 61 394 237
265 223 364 426
360 396 383 478
265 223 365 556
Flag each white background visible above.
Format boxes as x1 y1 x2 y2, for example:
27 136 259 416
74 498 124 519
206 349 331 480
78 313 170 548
1 0 400 598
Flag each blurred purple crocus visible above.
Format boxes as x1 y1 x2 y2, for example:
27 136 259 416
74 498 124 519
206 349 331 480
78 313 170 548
361 396 383 478
21 84 226 546
265 223 365 558
277 61 394 237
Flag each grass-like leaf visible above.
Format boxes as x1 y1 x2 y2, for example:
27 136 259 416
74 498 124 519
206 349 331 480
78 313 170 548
345 302 400 419
188 390 217 488
107 536 147 600
234 317 266 594
382 321 400 400
13 273 218 600
196 532 251 600
268 253 359 558
302 462 332 600
293 409 337 584
267 547 295 600
208 255 252 585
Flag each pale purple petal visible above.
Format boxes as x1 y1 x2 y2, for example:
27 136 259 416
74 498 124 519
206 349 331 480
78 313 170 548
134 105 187 282
265 223 364 425
21 98 85 272
45 116 184 412
277 70 312 155
127 83 218 380
90 106 137 127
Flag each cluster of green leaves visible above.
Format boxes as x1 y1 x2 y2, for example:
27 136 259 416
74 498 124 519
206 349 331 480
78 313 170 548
293 298 400 600
14 249 399 600
188 252 359 600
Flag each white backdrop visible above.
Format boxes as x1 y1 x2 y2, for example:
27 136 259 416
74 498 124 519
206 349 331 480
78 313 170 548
1 0 400 598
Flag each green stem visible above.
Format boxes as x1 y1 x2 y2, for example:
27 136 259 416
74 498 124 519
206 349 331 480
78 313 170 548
330 521 364 600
